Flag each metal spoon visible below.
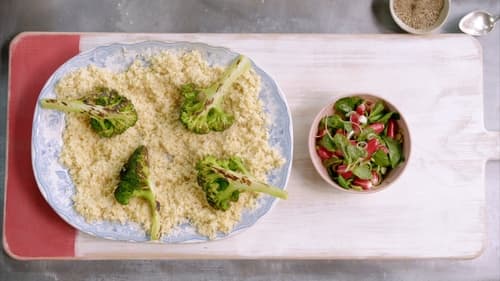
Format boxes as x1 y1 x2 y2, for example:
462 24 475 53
459 10 500 36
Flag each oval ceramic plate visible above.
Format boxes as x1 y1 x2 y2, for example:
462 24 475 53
31 41 293 243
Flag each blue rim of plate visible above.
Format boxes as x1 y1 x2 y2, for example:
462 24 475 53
31 41 293 243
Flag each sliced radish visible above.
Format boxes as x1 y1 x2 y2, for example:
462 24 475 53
387 119 398 139
350 112 360 124
368 122 384 134
377 145 389 154
356 103 366 115
337 165 353 179
334 150 344 157
316 128 327 138
316 146 333 160
337 165 348 173
366 138 379 156
351 122 361 135
353 178 372 190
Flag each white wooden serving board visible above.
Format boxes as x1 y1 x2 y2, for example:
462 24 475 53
46 33 500 259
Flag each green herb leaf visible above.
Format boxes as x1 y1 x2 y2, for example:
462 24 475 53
382 136 402 168
333 133 366 164
323 156 342 167
319 135 336 152
325 115 344 129
337 175 351 189
372 150 390 167
343 121 353 133
353 164 372 180
334 97 362 114
358 128 375 141
368 101 385 121
333 133 349 153
378 112 400 124
368 114 382 123
346 145 366 164
324 114 353 133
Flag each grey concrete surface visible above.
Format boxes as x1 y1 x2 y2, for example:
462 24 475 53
0 0 499 280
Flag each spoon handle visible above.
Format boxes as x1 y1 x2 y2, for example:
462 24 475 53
495 15 500 23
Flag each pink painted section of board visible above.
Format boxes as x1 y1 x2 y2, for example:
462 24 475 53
3 33 80 259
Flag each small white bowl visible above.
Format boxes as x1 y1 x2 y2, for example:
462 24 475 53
389 0 450 34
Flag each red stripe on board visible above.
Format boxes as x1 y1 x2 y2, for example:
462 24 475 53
4 33 80 259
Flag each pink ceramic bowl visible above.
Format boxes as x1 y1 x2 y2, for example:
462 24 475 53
308 94 411 194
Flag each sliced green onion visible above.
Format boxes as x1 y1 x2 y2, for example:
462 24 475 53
357 141 367 149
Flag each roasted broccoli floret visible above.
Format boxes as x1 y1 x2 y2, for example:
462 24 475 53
114 145 160 240
40 87 138 137
195 155 288 211
180 55 251 134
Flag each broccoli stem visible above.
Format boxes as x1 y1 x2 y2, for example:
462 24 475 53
135 189 160 240
40 88 138 138
40 99 90 113
233 180 288 199
40 99 126 119
205 55 251 109
211 166 288 200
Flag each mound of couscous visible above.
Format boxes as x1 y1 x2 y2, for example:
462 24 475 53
55 51 283 239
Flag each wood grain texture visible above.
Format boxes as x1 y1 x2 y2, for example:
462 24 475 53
69 33 499 259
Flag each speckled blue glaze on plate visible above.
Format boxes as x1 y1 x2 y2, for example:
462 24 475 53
31 41 293 243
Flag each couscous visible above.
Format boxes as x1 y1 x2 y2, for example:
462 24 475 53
55 51 284 239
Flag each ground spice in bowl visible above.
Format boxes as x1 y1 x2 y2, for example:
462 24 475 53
393 0 445 30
